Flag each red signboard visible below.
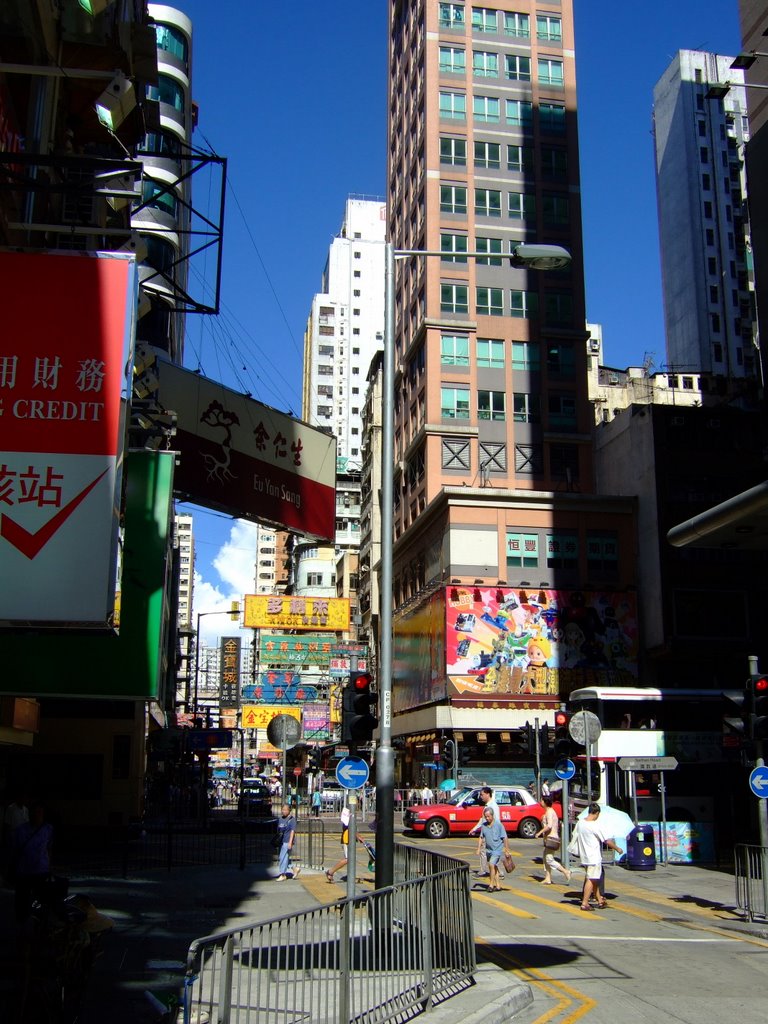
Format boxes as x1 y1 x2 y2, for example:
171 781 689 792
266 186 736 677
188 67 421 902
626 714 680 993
0 251 135 625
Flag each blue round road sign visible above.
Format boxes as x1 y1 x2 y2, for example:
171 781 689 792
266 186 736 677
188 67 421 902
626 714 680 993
748 765 768 799
335 755 370 790
555 757 576 781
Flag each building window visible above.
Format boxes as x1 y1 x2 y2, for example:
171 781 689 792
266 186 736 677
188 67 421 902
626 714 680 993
548 393 577 431
443 437 471 469
476 236 503 265
477 390 505 422
550 443 579 482
306 573 324 586
440 184 468 214
546 341 576 378
473 95 500 123
504 11 530 37
506 99 534 130
441 334 470 366
511 290 539 318
586 532 618 577
439 3 465 29
440 137 467 166
507 144 533 173
537 14 562 41
508 191 536 220
540 103 566 133
477 337 505 368
476 286 504 316
441 232 469 262
439 91 467 120
538 58 564 87
513 392 540 423
317 364 333 376
441 385 471 419
542 193 569 224
546 531 578 569
544 291 573 325
440 46 466 74
155 23 189 62
541 146 568 180
505 54 531 81
473 50 499 77
475 187 502 216
474 140 500 168
506 531 539 568
472 6 498 33
441 283 469 314
512 341 540 371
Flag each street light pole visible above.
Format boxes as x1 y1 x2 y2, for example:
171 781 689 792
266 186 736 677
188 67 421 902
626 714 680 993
375 240 571 889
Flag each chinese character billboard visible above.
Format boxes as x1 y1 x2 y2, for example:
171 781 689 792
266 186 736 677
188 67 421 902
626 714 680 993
259 634 333 665
153 358 336 540
219 636 241 707
0 251 135 625
244 595 349 632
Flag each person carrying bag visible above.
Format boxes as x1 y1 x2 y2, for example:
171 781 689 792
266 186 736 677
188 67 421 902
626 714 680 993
535 795 572 885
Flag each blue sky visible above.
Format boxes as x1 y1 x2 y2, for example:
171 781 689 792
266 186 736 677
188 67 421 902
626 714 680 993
174 1 742 640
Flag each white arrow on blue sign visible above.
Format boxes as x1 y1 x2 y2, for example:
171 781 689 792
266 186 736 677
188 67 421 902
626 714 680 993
748 765 768 798
335 755 370 790
555 757 575 781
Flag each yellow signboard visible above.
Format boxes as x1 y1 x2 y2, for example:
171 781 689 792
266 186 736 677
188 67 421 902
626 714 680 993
240 705 301 731
244 595 350 632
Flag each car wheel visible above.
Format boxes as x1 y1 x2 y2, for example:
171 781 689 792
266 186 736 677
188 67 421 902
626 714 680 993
518 817 540 839
425 817 449 840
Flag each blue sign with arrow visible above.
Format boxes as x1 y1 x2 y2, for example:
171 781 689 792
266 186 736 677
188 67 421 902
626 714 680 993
555 757 576 781
335 755 370 790
748 765 768 799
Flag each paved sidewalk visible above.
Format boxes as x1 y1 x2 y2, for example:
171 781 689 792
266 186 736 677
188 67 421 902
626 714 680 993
0 847 763 1023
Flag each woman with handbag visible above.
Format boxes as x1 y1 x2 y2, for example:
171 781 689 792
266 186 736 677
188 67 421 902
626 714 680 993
535 796 572 885
476 806 511 892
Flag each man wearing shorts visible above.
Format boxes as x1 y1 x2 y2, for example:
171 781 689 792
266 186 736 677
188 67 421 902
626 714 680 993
574 802 623 911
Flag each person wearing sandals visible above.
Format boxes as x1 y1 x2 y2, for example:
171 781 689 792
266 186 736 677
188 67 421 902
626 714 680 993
535 795 571 885
475 806 510 892
575 802 623 911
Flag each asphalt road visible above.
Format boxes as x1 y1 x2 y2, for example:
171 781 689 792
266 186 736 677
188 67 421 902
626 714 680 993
404 832 768 1024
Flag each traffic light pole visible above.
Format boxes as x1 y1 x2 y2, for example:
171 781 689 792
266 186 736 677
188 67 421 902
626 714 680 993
748 657 768 906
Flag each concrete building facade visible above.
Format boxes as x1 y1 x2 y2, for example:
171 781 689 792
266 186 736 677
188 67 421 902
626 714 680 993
654 50 756 379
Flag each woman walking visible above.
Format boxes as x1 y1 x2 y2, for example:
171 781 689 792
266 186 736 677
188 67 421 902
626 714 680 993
535 795 571 885
476 806 510 892
276 804 300 881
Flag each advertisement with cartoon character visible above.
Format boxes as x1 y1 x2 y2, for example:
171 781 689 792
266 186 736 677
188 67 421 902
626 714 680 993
446 585 638 699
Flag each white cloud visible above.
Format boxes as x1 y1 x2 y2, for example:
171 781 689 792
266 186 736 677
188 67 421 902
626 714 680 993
193 519 257 646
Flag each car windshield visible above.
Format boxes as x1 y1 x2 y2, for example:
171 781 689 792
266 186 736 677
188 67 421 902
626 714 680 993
446 787 475 806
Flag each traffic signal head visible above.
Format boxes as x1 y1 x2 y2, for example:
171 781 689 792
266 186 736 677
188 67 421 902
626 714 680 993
443 739 456 770
341 670 378 745
748 674 768 739
553 710 571 760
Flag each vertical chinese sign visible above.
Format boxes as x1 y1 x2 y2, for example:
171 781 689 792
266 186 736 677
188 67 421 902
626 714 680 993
219 636 241 708
0 251 135 625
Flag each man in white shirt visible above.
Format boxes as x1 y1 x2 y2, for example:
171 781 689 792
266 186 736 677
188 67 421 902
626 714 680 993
575 802 624 911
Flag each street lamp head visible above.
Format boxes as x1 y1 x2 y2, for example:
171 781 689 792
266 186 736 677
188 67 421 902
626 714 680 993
510 243 571 270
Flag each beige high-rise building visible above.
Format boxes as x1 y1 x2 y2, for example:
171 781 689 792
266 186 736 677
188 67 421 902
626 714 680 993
385 1 637 774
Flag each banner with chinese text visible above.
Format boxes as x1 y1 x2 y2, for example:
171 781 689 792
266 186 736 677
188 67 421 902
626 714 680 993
0 251 135 624
219 636 241 707
244 595 349 631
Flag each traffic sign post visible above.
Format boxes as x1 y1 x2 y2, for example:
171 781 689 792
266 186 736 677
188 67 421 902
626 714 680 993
569 710 601 804
619 756 678 860
555 758 575 781
335 755 370 790
749 765 768 798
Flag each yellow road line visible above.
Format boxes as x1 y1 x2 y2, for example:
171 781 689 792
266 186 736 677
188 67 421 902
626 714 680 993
606 876 745 923
472 889 537 918
503 885 608 920
478 936 597 1024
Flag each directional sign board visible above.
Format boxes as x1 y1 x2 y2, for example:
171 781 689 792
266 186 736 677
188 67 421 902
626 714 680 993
555 757 575 781
618 756 678 772
749 765 768 798
335 755 370 790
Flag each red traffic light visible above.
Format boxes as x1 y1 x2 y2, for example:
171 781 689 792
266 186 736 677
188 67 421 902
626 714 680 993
755 676 768 693
353 672 372 691
554 710 569 728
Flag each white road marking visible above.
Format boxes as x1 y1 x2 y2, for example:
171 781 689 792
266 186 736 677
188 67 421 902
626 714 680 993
477 934 733 943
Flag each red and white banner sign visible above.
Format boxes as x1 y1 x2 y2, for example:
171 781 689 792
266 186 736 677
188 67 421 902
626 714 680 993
0 251 135 624
154 358 337 540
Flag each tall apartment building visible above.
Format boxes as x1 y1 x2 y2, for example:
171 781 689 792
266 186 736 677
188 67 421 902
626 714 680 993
302 197 386 468
384 1 636 776
654 51 756 379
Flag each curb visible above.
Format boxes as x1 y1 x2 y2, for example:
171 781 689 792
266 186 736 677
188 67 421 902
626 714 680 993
434 963 534 1024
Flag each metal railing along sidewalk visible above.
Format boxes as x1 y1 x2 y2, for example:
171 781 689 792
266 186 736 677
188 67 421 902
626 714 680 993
735 843 768 922
183 845 475 1024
